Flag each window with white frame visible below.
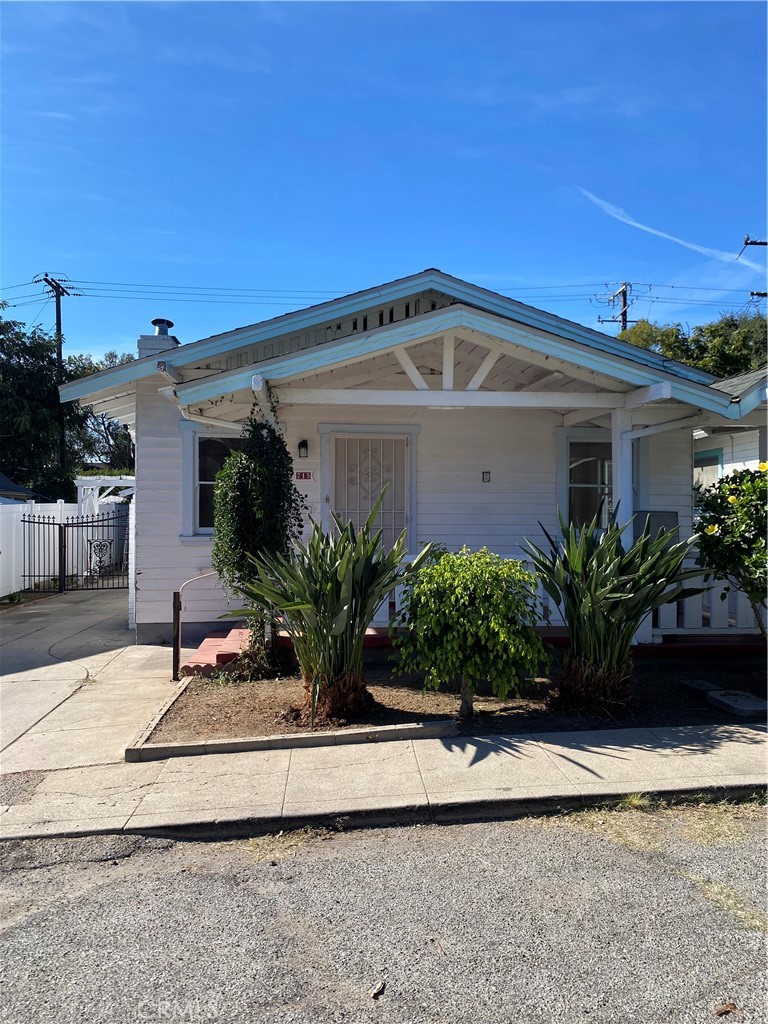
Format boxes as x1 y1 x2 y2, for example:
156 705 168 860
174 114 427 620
196 436 245 530
568 440 612 527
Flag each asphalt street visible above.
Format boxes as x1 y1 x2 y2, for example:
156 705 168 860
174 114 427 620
0 802 765 1024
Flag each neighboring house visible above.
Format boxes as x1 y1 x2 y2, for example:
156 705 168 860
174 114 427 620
60 269 768 643
0 472 36 504
692 367 767 487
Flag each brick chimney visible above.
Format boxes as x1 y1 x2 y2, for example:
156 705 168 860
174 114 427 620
137 318 180 359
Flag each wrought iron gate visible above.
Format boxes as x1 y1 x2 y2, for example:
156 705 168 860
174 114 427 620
21 506 130 592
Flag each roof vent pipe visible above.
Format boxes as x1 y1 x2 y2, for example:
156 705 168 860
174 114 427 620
151 318 175 337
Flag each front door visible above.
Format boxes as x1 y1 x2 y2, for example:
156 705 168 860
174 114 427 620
330 434 409 550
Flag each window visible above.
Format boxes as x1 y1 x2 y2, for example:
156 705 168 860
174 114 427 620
693 448 723 489
196 436 245 530
568 441 612 527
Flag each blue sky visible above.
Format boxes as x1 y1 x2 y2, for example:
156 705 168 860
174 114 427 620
2 1 766 361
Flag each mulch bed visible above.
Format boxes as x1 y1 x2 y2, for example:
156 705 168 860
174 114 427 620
148 653 768 745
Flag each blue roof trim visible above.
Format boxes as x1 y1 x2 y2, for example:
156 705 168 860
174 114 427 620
59 352 164 402
176 306 742 420
426 272 716 387
60 268 718 402
734 380 768 417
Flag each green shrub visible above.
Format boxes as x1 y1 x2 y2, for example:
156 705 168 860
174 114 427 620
394 547 549 719
527 512 704 713
695 465 767 635
231 492 431 727
212 412 305 677
212 413 304 591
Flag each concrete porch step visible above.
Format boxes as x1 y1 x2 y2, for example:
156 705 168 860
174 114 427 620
180 625 402 676
180 628 251 676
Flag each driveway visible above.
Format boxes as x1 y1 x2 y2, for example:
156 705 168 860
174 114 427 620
0 592 176 773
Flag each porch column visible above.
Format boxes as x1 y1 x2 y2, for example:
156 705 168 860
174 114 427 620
611 409 634 540
612 409 653 644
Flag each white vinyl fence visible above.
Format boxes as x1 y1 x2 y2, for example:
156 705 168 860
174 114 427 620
0 501 77 598
0 500 127 598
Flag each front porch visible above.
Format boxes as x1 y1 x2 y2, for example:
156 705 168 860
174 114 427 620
171 308 763 644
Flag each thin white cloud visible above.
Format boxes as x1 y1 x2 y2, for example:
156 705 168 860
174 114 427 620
578 187 764 272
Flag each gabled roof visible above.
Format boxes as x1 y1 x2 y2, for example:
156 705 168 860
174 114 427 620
60 268 719 405
709 363 767 418
0 472 35 498
711 364 767 399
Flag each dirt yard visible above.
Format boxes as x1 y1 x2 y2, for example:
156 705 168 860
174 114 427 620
148 651 767 744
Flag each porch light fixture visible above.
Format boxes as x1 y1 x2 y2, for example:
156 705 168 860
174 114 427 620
298 439 309 459
692 428 710 440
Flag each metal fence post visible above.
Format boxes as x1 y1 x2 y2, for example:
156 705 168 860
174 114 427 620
172 590 182 681
58 523 66 594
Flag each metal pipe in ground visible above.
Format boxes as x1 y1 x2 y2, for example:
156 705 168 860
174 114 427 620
172 571 219 682
172 590 182 681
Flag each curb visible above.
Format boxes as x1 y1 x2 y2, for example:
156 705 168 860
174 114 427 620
126 718 460 762
124 678 191 758
2 781 764 843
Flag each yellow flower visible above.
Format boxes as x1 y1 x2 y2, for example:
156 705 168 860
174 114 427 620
727 495 738 504
704 524 719 535
759 461 768 472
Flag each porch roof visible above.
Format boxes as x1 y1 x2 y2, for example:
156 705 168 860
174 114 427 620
60 268 721 405
172 304 753 421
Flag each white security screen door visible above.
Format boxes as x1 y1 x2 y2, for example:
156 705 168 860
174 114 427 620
331 435 409 549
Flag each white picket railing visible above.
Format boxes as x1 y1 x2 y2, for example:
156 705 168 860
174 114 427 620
375 557 762 641
655 578 764 636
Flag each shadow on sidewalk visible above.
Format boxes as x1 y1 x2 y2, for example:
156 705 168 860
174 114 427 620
434 722 766 769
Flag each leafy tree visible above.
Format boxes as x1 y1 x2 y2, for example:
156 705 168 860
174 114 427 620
394 547 548 719
695 465 768 636
69 351 136 470
1 307 136 498
0 309 92 499
619 311 767 378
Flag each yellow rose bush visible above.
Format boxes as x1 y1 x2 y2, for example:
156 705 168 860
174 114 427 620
695 465 768 635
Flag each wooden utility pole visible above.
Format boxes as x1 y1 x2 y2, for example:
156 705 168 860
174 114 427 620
736 237 768 303
597 282 637 331
34 274 76 470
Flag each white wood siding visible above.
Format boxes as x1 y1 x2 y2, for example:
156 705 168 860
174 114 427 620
695 429 760 475
134 380 242 639
646 429 694 536
134 391 697 634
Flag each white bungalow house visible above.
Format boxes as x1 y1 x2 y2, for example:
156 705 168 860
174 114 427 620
60 269 768 644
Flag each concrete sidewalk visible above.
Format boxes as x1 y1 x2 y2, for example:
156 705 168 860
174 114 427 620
0 591 186 772
1 592 765 841
1 722 765 840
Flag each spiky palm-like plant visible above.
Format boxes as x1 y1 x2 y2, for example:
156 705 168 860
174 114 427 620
232 492 431 726
527 511 704 712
